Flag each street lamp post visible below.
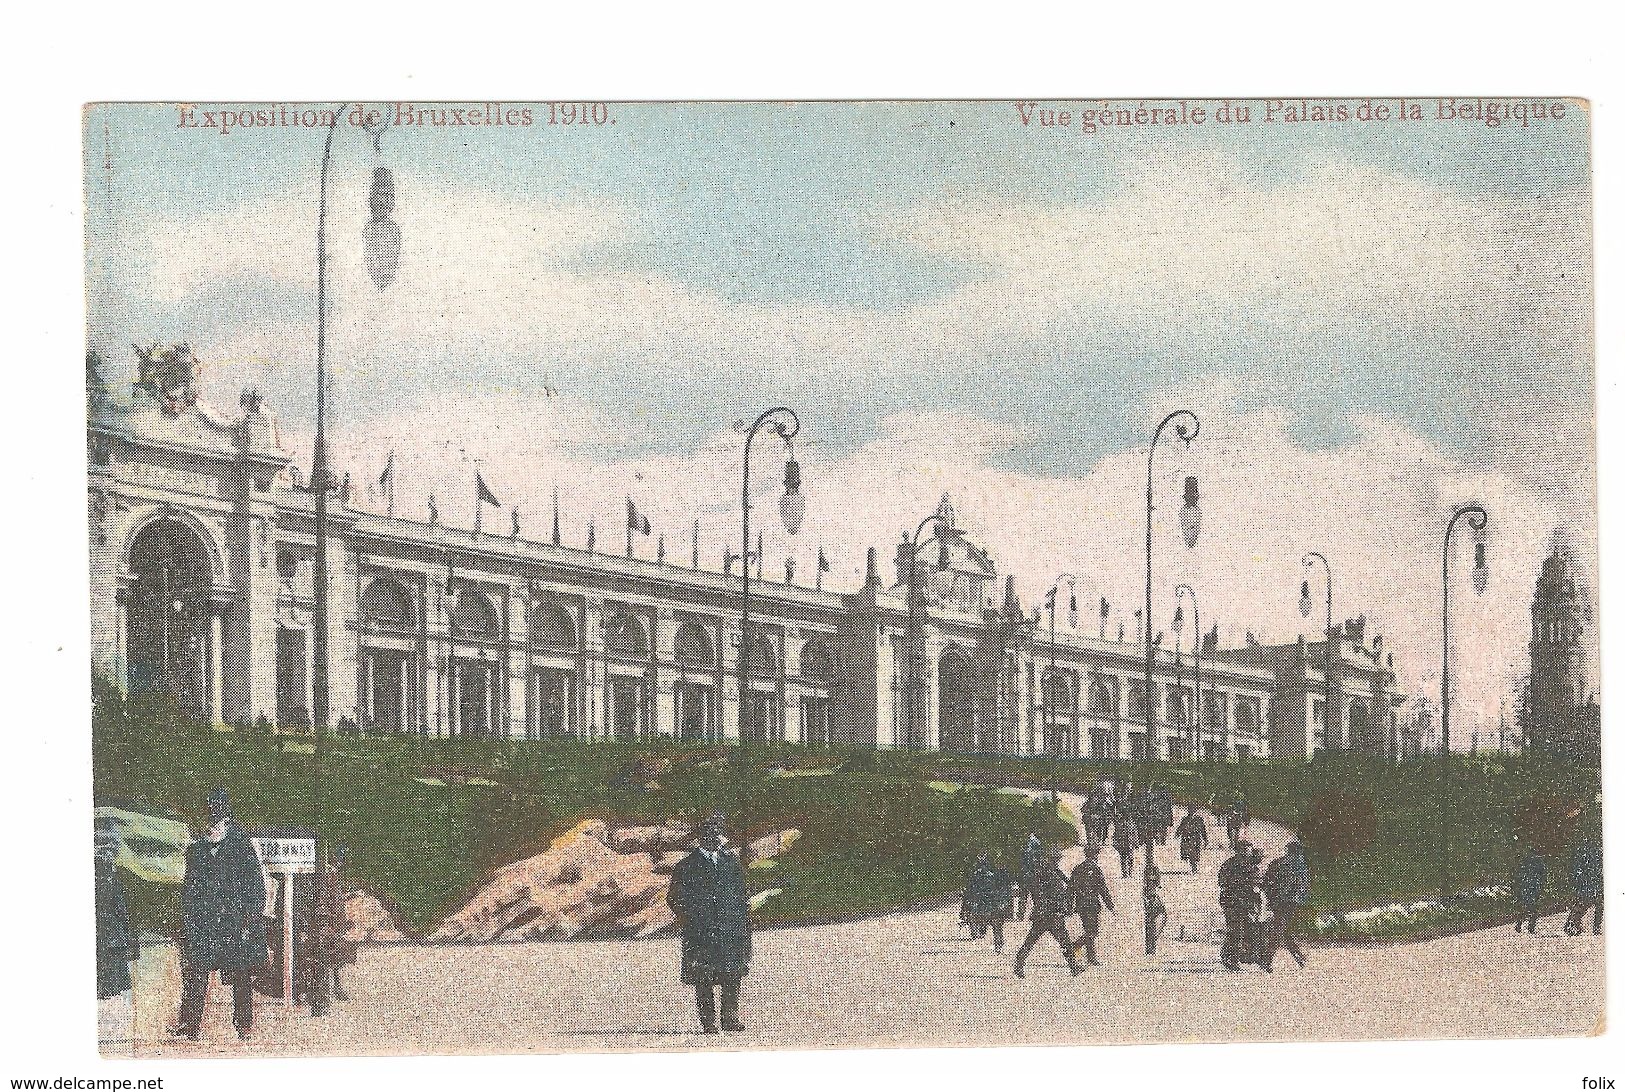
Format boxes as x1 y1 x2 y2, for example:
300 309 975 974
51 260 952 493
902 512 953 750
1439 504 1489 901
1144 410 1202 763
1300 551 1335 750
737 408 803 746
1174 583 1199 761
310 104 399 1017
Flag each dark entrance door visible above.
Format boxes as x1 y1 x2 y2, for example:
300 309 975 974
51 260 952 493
611 676 644 740
938 649 974 752
126 519 212 719
456 660 492 736
368 649 407 734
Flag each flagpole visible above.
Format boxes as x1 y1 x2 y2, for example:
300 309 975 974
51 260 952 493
386 453 395 519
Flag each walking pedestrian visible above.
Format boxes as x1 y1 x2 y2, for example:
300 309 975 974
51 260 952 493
171 789 268 1041
1016 832 1041 920
962 851 1013 951
1513 843 1547 935
305 845 358 1011
1261 841 1310 970
1013 846 1082 978
1155 784 1175 848
1068 843 1114 966
1217 839 1260 971
1142 857 1167 956
1565 839 1603 936
1176 807 1209 873
667 814 751 1034
1224 797 1249 850
1112 808 1141 879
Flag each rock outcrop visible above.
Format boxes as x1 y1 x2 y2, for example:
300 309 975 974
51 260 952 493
343 891 407 943
429 819 801 943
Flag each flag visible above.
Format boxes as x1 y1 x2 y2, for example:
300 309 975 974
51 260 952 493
626 498 651 535
817 547 831 573
378 450 395 491
1100 597 1110 617
476 472 500 508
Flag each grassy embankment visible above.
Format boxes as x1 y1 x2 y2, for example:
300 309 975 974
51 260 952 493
92 681 1071 938
921 750 1602 939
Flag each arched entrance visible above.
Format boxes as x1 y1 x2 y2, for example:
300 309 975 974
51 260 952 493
938 646 975 753
125 518 214 719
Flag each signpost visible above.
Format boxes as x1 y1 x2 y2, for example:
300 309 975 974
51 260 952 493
253 833 316 1010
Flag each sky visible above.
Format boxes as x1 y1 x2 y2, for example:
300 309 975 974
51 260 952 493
84 100 1597 739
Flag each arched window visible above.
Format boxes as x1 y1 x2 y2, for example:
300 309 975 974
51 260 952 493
1041 672 1075 713
361 578 414 631
451 588 499 639
1127 686 1147 723
604 611 648 658
799 639 834 682
1088 680 1114 718
746 633 777 677
1348 697 1370 740
674 620 714 669
1204 692 1224 730
531 602 577 650
1167 688 1189 727
1235 700 1258 735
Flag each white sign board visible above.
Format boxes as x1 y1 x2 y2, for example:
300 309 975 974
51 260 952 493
253 836 317 874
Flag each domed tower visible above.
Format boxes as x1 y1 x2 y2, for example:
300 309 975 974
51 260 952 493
1526 542 1594 760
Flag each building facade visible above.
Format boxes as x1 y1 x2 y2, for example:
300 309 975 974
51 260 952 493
88 349 1403 761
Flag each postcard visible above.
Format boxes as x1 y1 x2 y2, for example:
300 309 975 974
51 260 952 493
85 98 1599 1056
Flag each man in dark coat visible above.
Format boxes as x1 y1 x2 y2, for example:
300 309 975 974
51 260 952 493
666 814 751 1033
1176 807 1209 873
1112 808 1141 879
1015 833 1041 920
95 822 138 1001
1013 846 1082 977
1261 841 1310 970
1224 798 1249 849
173 789 268 1040
1514 844 1547 935
1217 840 1260 971
1153 785 1175 848
1565 839 1602 936
962 851 1013 951
1067 843 1114 965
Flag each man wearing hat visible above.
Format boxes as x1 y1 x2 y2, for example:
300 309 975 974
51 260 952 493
666 813 751 1034
1216 838 1261 971
172 789 268 1040
1067 843 1114 966
1013 845 1082 978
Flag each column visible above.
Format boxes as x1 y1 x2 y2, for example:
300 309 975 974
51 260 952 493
210 610 224 726
363 651 374 733
114 588 129 697
654 606 675 738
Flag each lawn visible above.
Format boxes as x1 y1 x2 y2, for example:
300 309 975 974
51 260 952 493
94 675 1598 943
91 680 1071 937
921 749 1602 933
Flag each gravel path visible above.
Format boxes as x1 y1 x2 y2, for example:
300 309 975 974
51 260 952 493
120 797 1602 1056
